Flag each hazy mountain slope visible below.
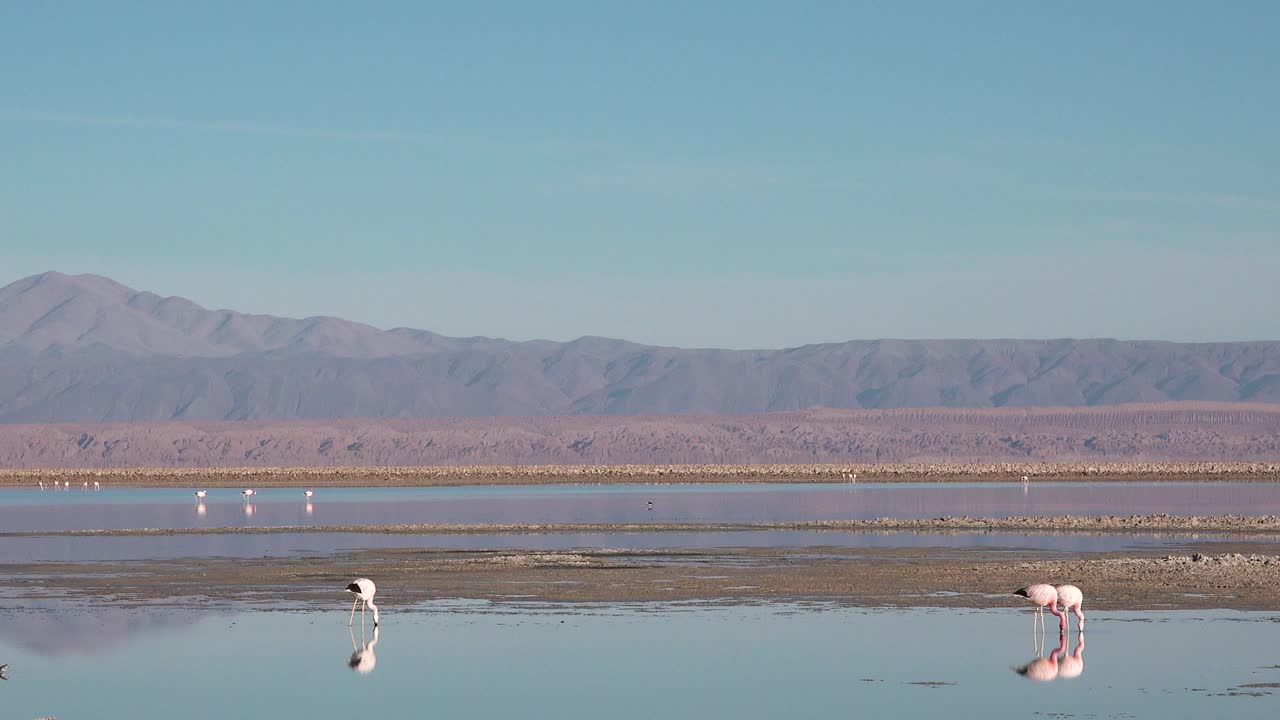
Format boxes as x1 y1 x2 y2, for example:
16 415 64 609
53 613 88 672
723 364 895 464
2 272 1279 422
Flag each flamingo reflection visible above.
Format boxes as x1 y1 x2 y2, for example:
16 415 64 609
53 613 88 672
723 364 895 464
196 502 207 517
1057 634 1085 679
243 503 256 518
1015 632 1084 682
348 625 380 674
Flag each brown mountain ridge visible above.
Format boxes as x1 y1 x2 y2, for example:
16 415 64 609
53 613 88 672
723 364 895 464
2 271 1280 423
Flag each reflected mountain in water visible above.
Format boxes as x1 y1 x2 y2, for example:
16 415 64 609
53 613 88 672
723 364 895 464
0 600 216 657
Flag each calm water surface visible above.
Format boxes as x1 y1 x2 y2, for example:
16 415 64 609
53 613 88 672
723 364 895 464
1 602 1277 718
1 528 1254 563
4 481 1279 532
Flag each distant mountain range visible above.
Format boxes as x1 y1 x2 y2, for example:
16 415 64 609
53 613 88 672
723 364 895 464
2 271 1279 423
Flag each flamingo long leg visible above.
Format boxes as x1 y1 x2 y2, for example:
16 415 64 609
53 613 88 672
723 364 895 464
348 597 359 626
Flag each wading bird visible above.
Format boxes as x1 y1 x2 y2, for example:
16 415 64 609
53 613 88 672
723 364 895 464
194 490 207 499
304 490 315 499
1056 584 1085 632
346 578 380 627
94 481 100 490
38 481 44 491
242 489 256 500
1014 584 1066 634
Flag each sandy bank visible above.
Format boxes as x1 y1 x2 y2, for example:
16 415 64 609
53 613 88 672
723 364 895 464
6 546 1280 611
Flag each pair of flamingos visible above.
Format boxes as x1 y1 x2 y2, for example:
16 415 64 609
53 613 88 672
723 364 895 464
1015 583 1085 634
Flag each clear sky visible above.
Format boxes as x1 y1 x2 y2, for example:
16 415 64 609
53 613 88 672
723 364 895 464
2 2 1277 348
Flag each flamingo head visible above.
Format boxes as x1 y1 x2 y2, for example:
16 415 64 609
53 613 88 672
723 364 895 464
1013 588 1030 598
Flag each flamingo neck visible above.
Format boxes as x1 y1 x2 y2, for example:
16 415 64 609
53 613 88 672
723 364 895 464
368 600 380 626
1047 603 1067 629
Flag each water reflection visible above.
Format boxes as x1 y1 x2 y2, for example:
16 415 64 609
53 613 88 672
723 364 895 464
1016 632 1084 682
3 606 1279 720
196 502 207 517
348 626 380 674
1058 634 1085 679
0 600 209 656
244 503 256 518
306 502 314 516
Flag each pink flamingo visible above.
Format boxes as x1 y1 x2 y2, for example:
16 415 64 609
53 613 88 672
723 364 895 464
1014 584 1066 633
1056 584 1085 632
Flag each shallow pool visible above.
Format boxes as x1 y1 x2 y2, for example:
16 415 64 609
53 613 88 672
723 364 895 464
1 601 1277 718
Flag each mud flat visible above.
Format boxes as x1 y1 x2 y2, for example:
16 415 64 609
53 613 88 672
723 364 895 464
2 461 1280 487
5 545 1280 611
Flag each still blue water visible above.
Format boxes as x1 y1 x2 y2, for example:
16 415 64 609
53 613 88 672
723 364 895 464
4 481 1279 532
1 602 1276 719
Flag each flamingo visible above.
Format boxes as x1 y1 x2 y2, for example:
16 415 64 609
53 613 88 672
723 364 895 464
1056 584 1085 632
82 481 89 490
1014 584 1066 633
93 481 100 490
64 481 71 489
38 481 44 491
194 490 207 499
304 490 315 499
242 489 256 500
346 578 380 628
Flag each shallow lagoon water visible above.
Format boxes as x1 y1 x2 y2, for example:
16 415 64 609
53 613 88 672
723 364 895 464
0 528 1266 563
1 602 1277 718
4 481 1280 533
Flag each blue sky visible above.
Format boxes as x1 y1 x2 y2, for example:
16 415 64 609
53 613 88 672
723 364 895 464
2 2 1277 347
